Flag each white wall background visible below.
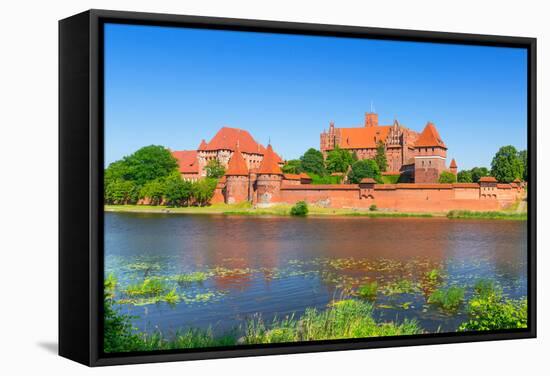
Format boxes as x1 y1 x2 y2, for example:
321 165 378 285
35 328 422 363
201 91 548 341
0 0 547 374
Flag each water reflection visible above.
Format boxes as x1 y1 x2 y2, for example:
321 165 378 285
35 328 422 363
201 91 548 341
105 213 527 335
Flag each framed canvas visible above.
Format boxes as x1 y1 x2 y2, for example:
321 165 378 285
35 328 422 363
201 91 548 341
59 9 536 366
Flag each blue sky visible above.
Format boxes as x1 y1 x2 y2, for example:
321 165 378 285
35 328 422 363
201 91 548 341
104 23 527 170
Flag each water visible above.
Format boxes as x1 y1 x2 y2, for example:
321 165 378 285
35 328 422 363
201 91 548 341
105 212 527 336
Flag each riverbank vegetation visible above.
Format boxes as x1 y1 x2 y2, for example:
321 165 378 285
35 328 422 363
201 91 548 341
447 210 527 221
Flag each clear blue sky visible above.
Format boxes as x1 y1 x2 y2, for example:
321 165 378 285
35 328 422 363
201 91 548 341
104 23 527 170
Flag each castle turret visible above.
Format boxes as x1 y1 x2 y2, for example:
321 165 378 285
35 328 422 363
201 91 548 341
224 148 249 204
449 158 457 175
255 144 283 206
365 112 379 127
413 122 447 183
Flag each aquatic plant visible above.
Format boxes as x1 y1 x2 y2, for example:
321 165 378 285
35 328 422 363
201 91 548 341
458 280 527 331
125 278 168 297
290 201 309 216
104 273 117 297
383 279 418 295
175 271 209 284
104 298 422 352
126 261 162 272
427 286 465 312
357 282 378 301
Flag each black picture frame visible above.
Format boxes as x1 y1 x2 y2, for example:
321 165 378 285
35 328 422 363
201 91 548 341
59 9 537 367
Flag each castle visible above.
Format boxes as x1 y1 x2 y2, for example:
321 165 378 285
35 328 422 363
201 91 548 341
320 112 457 183
169 112 523 212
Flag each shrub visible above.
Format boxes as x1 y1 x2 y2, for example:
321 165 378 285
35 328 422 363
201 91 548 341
428 286 465 312
369 204 377 211
459 297 527 331
290 201 308 216
357 282 378 300
438 171 457 183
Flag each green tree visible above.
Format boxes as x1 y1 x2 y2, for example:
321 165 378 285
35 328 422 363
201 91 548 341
326 147 355 174
282 159 302 174
139 178 166 205
290 201 308 216
374 141 388 172
121 145 179 186
164 174 193 207
491 145 524 183
193 178 218 206
457 170 473 183
347 159 381 184
205 159 226 179
470 167 489 183
518 149 527 181
439 171 457 183
105 179 139 205
300 148 326 176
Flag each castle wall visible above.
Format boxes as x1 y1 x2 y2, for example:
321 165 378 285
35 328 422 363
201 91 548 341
270 183 523 213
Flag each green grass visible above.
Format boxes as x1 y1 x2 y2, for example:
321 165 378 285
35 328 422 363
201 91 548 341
357 282 378 300
308 173 343 184
125 278 168 297
447 210 527 221
427 286 466 312
104 298 421 352
343 212 433 218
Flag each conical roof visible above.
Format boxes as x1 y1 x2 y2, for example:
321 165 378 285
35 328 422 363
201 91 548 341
198 139 208 150
225 149 249 176
258 144 283 175
415 122 446 148
450 158 457 168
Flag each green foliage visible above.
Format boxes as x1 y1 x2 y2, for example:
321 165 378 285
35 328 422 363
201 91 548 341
176 272 209 284
163 173 194 207
491 145 524 183
428 286 465 312
139 178 166 205
457 170 473 183
381 174 400 184
518 149 527 181
205 159 226 179
357 282 378 301
374 140 388 172
326 147 355 174
347 159 381 184
438 171 457 183
105 179 139 204
469 167 489 183
242 300 420 344
290 201 308 216
369 204 377 211
193 178 218 206
300 148 326 176
384 279 417 295
308 173 342 184
282 159 303 174
125 278 168 297
459 282 527 331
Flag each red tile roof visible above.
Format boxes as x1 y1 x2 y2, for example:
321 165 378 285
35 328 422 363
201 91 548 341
258 144 283 175
203 126 283 163
299 172 311 180
479 176 497 183
225 149 249 176
337 125 392 149
172 150 198 174
450 158 457 168
415 122 446 148
283 173 301 180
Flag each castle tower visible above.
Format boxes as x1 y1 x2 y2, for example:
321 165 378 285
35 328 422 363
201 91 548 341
255 144 283 206
365 112 379 127
413 122 447 183
449 158 457 175
224 148 250 204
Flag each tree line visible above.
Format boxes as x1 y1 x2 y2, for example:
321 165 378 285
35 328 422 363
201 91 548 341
456 145 527 184
283 141 388 184
104 145 225 206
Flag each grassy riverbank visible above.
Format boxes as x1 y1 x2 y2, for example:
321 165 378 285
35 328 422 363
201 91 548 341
105 203 438 218
105 203 527 220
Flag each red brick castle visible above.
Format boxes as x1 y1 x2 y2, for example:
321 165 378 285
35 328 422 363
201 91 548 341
320 112 457 183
